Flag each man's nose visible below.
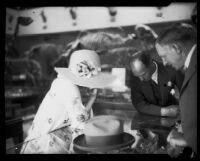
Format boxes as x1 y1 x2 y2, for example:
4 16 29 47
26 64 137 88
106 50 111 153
162 58 168 66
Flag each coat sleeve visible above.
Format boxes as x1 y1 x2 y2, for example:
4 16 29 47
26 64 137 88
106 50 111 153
181 71 197 153
130 74 162 116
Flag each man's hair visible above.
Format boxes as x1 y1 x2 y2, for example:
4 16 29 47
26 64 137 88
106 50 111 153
156 23 196 46
129 50 152 68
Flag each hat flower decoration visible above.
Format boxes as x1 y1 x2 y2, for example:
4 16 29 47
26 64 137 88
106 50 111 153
75 60 101 78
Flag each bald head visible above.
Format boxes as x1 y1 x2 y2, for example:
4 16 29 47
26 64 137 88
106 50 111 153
130 50 153 81
131 59 147 74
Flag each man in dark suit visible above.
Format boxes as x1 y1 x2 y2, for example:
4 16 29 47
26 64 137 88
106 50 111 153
155 23 197 155
129 50 184 117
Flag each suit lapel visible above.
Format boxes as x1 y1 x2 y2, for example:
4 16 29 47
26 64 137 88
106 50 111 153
180 49 197 95
141 81 157 104
140 62 166 105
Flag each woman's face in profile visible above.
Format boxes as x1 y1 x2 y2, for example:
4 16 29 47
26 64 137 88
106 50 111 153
78 86 94 97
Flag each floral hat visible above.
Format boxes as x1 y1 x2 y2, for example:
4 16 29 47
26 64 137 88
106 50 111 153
54 49 116 88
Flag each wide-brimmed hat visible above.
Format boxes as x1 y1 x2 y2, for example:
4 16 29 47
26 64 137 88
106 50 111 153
73 115 135 153
54 50 116 88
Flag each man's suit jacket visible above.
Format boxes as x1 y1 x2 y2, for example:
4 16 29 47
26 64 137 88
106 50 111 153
130 61 184 116
179 48 197 153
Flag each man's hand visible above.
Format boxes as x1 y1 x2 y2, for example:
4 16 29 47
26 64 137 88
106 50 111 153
166 129 188 157
161 105 180 117
167 129 187 148
126 130 143 149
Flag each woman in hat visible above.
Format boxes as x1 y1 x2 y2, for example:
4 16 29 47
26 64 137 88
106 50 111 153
20 49 116 154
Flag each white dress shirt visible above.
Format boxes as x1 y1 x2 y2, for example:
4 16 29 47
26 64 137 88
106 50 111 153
184 44 196 70
151 61 158 84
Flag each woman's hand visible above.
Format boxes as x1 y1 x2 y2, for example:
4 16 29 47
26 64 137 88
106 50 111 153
85 88 98 111
90 88 98 98
76 114 87 122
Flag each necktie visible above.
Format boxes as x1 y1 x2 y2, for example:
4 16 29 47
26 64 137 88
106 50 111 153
150 80 162 105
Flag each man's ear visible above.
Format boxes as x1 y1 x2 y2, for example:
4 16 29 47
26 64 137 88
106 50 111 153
171 43 182 55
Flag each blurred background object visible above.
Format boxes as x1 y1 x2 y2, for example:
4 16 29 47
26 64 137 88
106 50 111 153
69 7 78 26
134 24 162 63
40 10 47 29
108 7 118 22
14 16 33 38
25 43 59 84
191 4 197 27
